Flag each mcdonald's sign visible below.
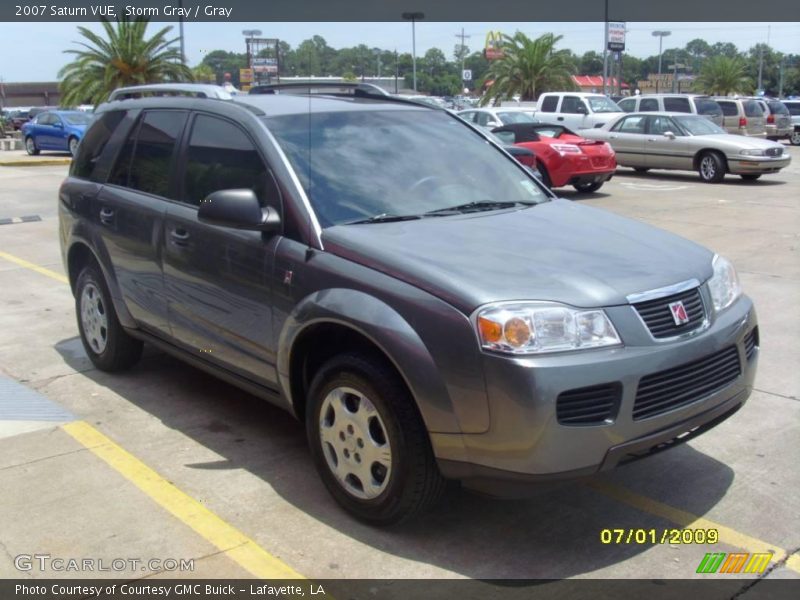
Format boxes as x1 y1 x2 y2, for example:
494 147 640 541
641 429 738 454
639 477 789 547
484 31 505 60
696 552 773 574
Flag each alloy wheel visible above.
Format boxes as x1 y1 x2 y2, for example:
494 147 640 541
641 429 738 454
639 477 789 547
700 156 716 180
80 282 108 354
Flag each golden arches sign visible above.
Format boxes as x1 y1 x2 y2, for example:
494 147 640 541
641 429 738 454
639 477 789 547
484 31 505 60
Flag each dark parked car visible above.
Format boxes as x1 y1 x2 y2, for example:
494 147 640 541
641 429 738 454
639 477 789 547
10 109 31 131
59 83 759 524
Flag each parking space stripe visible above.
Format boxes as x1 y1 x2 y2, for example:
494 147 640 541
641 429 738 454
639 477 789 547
588 480 800 574
0 250 68 284
62 421 305 580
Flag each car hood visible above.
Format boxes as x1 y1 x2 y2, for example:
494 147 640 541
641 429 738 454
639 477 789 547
693 134 785 151
321 199 714 314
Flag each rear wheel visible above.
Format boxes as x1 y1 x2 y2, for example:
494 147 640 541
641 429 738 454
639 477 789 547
75 264 143 371
790 131 800 146
698 152 726 183
25 137 39 156
740 174 762 181
68 136 79 156
573 181 603 193
306 353 445 525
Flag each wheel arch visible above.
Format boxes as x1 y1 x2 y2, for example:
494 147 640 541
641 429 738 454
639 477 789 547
693 148 729 172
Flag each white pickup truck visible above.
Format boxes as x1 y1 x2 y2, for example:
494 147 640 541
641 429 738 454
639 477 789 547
504 92 626 132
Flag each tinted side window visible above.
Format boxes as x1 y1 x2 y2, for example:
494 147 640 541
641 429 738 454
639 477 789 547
109 111 187 197
561 96 585 113
639 98 659 112
539 96 558 112
72 111 126 180
663 97 691 112
183 114 276 208
717 101 737 116
743 100 763 117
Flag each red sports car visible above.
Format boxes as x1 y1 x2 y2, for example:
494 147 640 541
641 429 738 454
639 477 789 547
491 123 617 193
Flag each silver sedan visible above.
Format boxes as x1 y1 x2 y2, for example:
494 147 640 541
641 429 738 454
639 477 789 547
581 112 790 183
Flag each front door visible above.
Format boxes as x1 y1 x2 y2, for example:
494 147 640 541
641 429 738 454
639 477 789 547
644 115 691 170
163 112 282 386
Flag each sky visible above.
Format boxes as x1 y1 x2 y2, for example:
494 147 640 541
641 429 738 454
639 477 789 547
0 21 798 82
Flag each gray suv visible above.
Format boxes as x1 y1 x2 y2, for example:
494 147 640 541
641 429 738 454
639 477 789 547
60 83 758 524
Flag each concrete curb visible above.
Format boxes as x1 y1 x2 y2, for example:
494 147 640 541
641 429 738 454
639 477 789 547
0 158 72 167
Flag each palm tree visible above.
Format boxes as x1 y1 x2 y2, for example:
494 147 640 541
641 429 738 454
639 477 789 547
480 32 576 105
59 19 193 107
693 55 752 96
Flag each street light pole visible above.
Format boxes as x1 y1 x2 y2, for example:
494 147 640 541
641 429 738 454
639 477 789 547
402 12 424 92
652 30 671 93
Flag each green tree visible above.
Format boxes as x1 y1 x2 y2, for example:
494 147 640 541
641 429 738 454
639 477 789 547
693 55 752 95
480 32 576 105
59 18 192 106
579 51 604 75
192 64 215 83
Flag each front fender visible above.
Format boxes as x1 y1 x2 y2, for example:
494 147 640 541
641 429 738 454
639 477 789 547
277 288 487 434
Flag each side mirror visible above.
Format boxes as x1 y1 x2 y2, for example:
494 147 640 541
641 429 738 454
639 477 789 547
198 189 280 232
663 131 676 140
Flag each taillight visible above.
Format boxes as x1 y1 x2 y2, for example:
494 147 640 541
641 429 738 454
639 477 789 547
739 117 747 127
767 114 775 124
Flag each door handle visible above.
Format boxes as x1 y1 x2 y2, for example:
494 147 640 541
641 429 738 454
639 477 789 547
557 116 564 121
99 207 114 225
170 229 190 246
647 138 658 142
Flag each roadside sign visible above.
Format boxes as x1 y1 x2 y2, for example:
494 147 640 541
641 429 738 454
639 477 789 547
239 68 253 83
484 31 505 60
462 69 472 81
607 21 626 51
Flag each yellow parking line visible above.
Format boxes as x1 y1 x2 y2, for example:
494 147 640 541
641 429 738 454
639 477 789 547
0 250 68 284
588 480 800 574
62 421 304 579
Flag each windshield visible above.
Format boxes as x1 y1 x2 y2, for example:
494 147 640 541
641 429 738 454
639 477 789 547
498 111 536 124
63 113 91 125
587 96 622 113
695 98 723 116
674 116 727 136
265 109 548 227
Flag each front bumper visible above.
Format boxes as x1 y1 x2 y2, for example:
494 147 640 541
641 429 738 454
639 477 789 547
433 293 758 485
728 156 790 174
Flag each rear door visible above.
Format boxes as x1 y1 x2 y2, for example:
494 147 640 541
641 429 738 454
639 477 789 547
98 109 188 334
163 112 282 385
607 114 647 167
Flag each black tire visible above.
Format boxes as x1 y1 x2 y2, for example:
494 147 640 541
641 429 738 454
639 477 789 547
573 181 603 193
791 131 800 146
537 164 552 188
633 167 650 173
68 136 79 156
25 136 39 156
698 151 726 183
75 263 143 371
306 353 445 525
740 174 762 181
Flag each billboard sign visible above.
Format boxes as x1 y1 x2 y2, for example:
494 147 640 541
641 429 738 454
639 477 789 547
607 21 626 51
484 31 505 60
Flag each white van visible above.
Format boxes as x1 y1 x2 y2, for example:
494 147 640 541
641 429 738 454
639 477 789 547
618 94 724 127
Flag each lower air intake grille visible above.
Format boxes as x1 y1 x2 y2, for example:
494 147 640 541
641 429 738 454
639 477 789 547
557 383 621 425
633 346 741 421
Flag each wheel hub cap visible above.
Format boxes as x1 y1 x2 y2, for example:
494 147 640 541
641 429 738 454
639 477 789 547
701 157 715 178
319 386 392 500
80 283 108 354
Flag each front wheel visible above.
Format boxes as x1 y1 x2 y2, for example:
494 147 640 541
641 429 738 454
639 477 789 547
740 174 762 181
306 353 445 525
790 130 800 146
68 136 79 156
25 137 39 155
573 181 603 193
698 152 726 183
75 264 143 371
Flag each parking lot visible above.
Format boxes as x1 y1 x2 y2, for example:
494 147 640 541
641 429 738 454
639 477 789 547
0 149 798 590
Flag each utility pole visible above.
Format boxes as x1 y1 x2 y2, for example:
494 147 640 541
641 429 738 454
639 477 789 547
602 0 609 95
402 12 424 92
455 28 471 89
778 57 785 98
178 0 185 65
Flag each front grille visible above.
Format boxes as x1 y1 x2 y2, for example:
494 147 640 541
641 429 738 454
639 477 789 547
744 327 759 361
633 287 706 339
557 383 621 426
633 346 741 420
766 147 783 157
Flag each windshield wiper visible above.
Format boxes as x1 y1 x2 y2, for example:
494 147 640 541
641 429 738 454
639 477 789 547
347 213 423 225
424 200 535 216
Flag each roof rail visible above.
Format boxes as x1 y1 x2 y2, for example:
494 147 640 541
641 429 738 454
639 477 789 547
248 82 390 97
108 83 233 102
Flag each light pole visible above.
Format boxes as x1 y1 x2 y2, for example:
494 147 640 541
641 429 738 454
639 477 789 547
402 12 424 92
652 30 671 93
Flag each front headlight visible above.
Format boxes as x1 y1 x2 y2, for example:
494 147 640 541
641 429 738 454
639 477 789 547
739 149 766 156
708 254 742 312
476 303 622 355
